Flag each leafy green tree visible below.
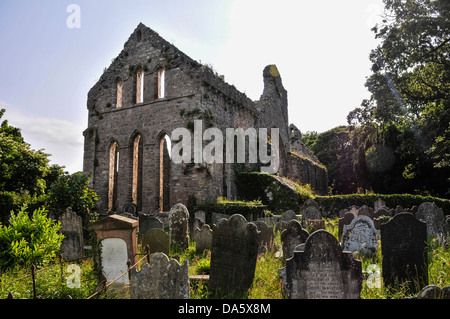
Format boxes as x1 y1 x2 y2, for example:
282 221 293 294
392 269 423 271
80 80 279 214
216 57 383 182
0 205 64 270
347 0 450 197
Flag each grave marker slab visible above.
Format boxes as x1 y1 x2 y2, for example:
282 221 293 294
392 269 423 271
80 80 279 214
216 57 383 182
169 203 190 249
416 202 447 240
142 229 170 255
209 214 260 298
253 220 275 253
301 206 321 227
59 208 84 261
381 213 428 292
342 215 380 256
194 224 213 252
130 252 189 299
280 230 362 299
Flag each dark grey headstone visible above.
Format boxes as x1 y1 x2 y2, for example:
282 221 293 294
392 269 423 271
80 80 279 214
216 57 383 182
280 230 362 299
142 229 170 255
416 202 447 240
301 206 321 227
381 213 428 293
209 214 260 298
122 202 138 216
59 208 84 261
194 224 213 252
281 220 309 259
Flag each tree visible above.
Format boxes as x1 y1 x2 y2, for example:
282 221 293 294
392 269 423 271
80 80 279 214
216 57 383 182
347 0 450 197
0 205 64 270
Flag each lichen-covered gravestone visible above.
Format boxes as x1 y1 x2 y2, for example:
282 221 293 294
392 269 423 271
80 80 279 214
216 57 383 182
169 203 190 249
209 214 260 298
59 208 84 261
279 230 362 299
342 215 380 256
281 220 309 259
130 252 189 299
381 212 428 293
416 202 447 240
301 206 321 228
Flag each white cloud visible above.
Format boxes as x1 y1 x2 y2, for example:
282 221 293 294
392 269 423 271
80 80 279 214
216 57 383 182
2 105 84 173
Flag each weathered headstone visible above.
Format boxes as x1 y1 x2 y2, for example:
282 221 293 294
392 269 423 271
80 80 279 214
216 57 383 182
348 205 359 217
342 215 380 256
302 198 321 211
142 229 170 255
139 214 163 240
416 202 447 240
211 212 230 225
279 230 362 299
357 205 374 219
130 252 189 299
280 210 299 223
381 213 428 293
274 220 288 234
169 203 190 249
209 214 260 298
374 207 392 218
301 206 321 227
281 220 309 259
253 220 275 253
194 224 213 252
59 208 84 261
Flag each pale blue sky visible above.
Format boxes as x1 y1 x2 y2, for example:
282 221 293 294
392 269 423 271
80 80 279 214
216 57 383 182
0 0 384 173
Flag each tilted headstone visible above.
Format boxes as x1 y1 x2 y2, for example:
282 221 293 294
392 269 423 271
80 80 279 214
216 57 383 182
253 220 275 253
279 230 362 299
142 229 170 255
281 220 309 259
381 213 428 293
59 208 84 261
416 202 447 240
169 203 190 249
301 206 321 227
194 224 213 252
342 215 380 256
209 214 260 298
130 252 189 299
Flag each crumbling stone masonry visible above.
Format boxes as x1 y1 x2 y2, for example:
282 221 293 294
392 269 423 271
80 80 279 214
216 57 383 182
83 23 328 215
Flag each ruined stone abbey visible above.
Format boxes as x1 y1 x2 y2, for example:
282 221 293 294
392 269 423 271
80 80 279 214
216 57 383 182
83 23 327 215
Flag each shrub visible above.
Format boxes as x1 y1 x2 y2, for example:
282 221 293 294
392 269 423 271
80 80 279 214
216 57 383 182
0 205 65 270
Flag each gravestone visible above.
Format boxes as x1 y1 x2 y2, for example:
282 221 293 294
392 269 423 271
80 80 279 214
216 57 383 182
122 202 138 217
274 220 288 234
348 205 359 217
374 207 392 218
59 208 84 261
194 224 213 252
302 199 321 212
253 221 275 253
142 229 170 255
209 214 260 298
169 203 190 249
130 252 189 299
281 220 309 259
101 238 129 284
88 214 139 274
280 230 362 299
342 215 380 256
381 213 428 293
280 210 299 223
139 215 163 239
357 205 374 219
211 212 230 225
338 212 355 239
301 206 321 227
416 202 447 240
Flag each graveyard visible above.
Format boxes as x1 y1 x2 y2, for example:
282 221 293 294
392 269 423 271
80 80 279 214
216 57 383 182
0 198 449 299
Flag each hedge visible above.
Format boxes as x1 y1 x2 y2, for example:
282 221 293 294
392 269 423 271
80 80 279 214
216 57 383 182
314 193 450 216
